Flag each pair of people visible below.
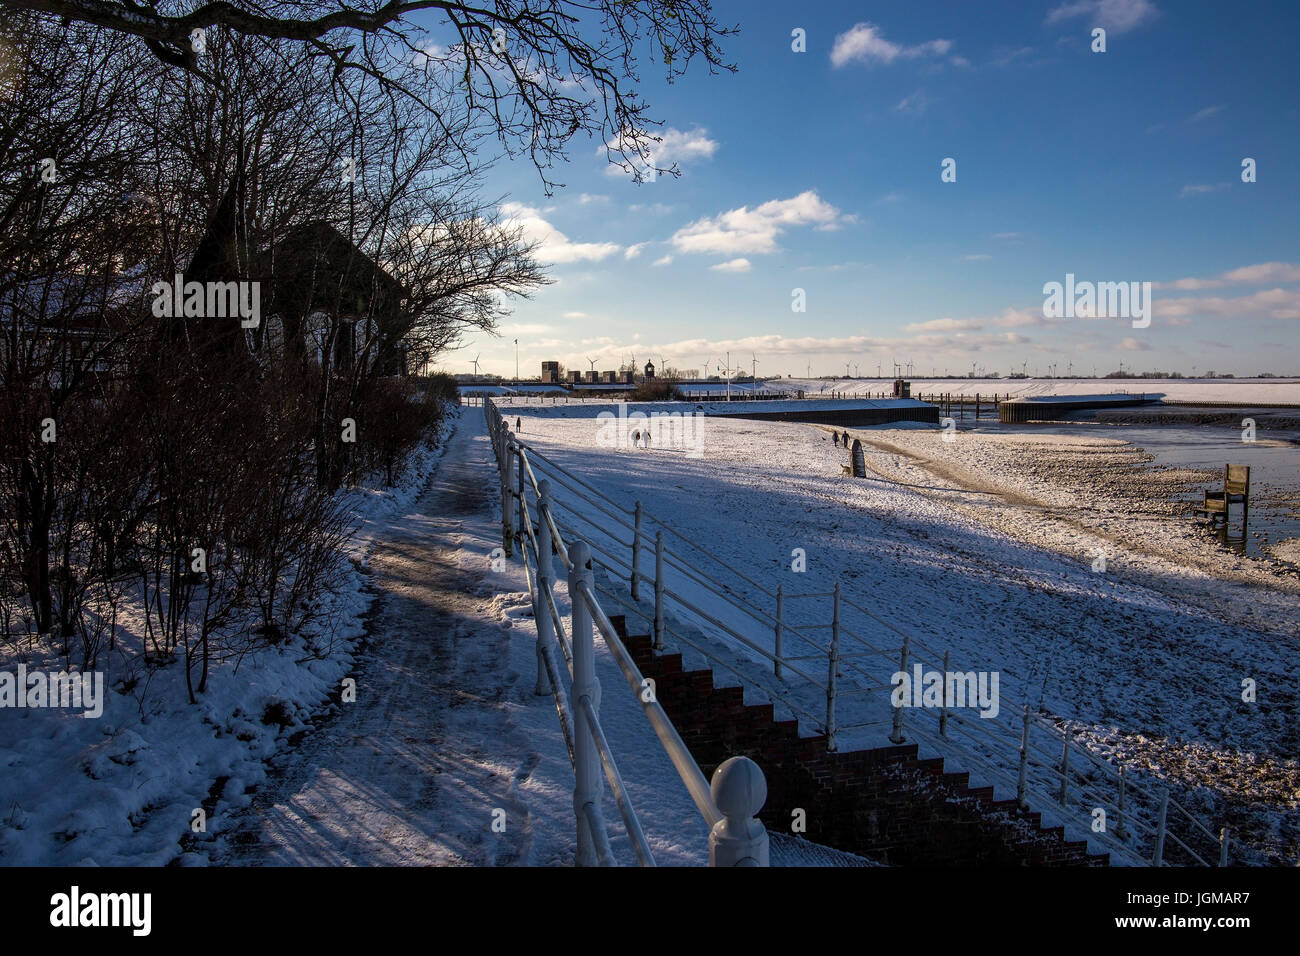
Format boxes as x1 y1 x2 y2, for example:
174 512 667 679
832 430 850 447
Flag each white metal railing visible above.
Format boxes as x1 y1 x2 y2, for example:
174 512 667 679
486 400 769 867
485 398 1236 867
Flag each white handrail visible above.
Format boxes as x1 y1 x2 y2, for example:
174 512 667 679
486 400 767 866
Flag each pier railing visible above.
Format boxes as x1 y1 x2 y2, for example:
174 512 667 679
485 398 1230 867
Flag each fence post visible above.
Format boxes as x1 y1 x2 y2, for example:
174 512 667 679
1016 704 1030 809
709 756 770 867
653 530 665 650
534 480 556 697
826 582 840 752
890 632 910 744
1115 766 1127 838
631 501 643 601
1152 788 1169 866
569 541 603 866
1058 733 1070 806
939 649 950 738
1218 826 1231 866
774 585 784 680
515 445 526 553
502 441 516 557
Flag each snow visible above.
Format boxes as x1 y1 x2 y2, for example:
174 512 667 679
0 414 457 866
500 400 1300 864
193 416 718 866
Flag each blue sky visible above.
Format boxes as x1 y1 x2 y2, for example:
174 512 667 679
450 0 1300 378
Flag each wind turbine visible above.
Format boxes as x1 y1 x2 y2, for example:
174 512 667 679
471 354 481 378
751 353 758 381
586 356 597 373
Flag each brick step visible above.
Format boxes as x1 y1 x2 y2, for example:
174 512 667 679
609 615 1107 866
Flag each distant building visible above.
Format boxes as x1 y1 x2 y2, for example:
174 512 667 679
644 360 656 380
601 370 617 383
622 369 635 384
583 369 598 383
541 360 560 384
567 369 582 384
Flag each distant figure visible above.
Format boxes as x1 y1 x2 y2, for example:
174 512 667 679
630 429 641 448
639 429 652 449
833 432 840 447
516 417 521 431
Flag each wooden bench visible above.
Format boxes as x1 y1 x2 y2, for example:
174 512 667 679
1193 464 1250 532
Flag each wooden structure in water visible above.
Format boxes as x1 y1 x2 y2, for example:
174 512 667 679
998 394 1160 423
1193 464 1251 539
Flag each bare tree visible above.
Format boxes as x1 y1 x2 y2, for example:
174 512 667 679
0 0 738 191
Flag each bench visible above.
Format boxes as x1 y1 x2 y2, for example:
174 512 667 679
1193 464 1250 532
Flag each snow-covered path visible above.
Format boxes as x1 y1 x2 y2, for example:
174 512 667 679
204 419 552 866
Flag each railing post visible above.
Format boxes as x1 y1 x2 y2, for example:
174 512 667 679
569 541 603 866
515 444 526 553
939 649 950 738
1016 704 1030 809
774 585 784 680
709 756 770 867
1058 732 1070 806
1152 788 1169 866
826 582 841 751
653 530 664 650
1218 826 1231 866
1114 766 1128 838
501 441 516 557
534 480 556 697
631 501 643 601
890 632 910 744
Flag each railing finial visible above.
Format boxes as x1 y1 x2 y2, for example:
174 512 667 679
709 756 770 867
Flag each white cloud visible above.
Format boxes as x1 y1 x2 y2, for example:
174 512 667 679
830 23 953 68
577 193 609 205
1155 262 1300 290
625 243 648 260
604 126 719 177
652 255 673 267
991 307 1049 328
562 311 588 319
1116 336 1151 351
1189 105 1224 123
992 46 1035 67
500 202 621 263
1180 183 1229 197
671 191 845 256
1046 0 1159 35
895 90 929 114
710 258 752 273
904 318 982 332
1157 287 1300 321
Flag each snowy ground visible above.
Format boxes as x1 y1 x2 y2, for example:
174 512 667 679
0 416 456 866
191 416 721 866
499 399 1300 864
